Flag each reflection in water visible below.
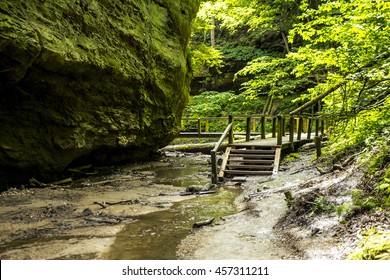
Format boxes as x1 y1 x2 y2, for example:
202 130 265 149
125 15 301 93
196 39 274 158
134 157 210 188
103 188 240 260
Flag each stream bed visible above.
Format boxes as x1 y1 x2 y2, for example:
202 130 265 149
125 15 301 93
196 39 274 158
103 187 239 259
0 153 240 260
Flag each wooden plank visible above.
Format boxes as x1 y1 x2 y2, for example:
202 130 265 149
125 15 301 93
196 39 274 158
218 147 231 180
228 159 274 164
229 154 275 159
211 150 218 184
227 164 274 170
230 149 275 154
225 170 273 175
272 147 282 175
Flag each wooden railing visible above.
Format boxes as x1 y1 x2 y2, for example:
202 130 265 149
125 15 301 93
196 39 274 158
180 114 327 184
180 114 325 141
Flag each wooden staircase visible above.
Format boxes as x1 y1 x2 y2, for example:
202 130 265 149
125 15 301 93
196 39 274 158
218 144 281 180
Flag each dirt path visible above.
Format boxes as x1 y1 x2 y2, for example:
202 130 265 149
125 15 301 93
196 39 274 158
177 151 361 259
0 149 374 260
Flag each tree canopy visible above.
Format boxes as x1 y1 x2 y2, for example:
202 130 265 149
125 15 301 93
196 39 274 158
189 0 390 193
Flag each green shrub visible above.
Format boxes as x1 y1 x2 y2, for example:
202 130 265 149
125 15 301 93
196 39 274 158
348 228 390 260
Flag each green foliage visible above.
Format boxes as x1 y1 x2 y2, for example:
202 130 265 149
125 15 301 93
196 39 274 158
289 0 390 114
337 189 378 219
186 91 263 117
237 54 315 98
190 43 224 76
375 178 390 207
183 91 264 131
309 196 336 216
284 153 300 162
325 97 390 173
219 42 263 62
347 228 390 260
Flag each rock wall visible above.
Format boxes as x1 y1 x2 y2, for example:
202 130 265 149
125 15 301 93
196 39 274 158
0 0 199 187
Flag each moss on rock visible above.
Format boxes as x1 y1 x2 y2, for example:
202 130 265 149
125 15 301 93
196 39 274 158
0 0 200 187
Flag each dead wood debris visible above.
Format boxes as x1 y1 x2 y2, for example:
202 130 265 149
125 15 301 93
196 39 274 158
192 218 215 228
93 199 140 209
316 152 361 175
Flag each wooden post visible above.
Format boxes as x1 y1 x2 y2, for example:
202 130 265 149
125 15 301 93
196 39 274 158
302 118 307 133
289 116 294 146
246 117 251 142
315 118 319 137
307 118 312 140
314 136 321 158
277 115 283 146
228 114 233 144
297 116 303 141
261 116 266 139
197 118 201 136
272 117 277 138
318 101 324 136
211 150 217 184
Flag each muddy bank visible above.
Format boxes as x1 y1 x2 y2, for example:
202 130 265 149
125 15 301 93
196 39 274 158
1 147 386 260
177 150 375 260
0 153 215 260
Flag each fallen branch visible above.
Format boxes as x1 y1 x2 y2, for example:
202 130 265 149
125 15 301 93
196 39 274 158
93 199 140 208
84 217 120 224
105 199 140 206
316 164 345 175
93 201 107 209
29 177 73 188
193 218 215 228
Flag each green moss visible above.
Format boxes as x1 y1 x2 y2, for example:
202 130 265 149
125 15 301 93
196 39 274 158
348 228 390 260
0 0 200 187
284 153 301 162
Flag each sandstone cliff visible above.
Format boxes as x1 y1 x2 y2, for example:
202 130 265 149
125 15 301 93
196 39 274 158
0 0 199 187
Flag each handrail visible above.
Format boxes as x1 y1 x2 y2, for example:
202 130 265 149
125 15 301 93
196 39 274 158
211 123 233 153
182 112 330 184
210 122 233 184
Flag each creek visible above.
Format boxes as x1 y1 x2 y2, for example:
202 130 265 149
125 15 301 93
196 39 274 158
103 187 239 259
102 154 240 259
0 153 241 260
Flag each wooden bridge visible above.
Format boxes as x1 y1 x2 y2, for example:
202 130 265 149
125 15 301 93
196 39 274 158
179 114 325 184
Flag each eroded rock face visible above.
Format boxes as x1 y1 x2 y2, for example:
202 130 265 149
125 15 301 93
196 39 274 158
0 0 199 187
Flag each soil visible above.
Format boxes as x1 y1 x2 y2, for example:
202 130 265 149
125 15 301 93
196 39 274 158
177 149 389 260
0 153 212 260
1 148 387 260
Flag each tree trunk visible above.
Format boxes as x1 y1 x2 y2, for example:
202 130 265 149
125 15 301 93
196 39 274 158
290 81 347 115
281 32 290 54
210 16 216 47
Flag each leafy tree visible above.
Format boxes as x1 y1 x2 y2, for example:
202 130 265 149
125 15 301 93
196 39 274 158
183 90 265 131
289 0 390 116
190 43 224 77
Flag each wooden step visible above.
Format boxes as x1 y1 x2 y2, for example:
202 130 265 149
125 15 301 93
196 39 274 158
228 159 274 164
229 154 275 159
230 149 275 154
224 170 273 175
227 164 274 170
229 144 275 149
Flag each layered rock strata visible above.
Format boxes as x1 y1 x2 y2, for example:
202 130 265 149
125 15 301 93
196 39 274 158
0 0 199 187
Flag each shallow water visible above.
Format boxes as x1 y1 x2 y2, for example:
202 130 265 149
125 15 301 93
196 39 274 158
102 156 240 260
102 188 239 259
0 154 241 260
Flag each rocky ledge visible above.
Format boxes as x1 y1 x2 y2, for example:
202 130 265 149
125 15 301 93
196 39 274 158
0 0 199 188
